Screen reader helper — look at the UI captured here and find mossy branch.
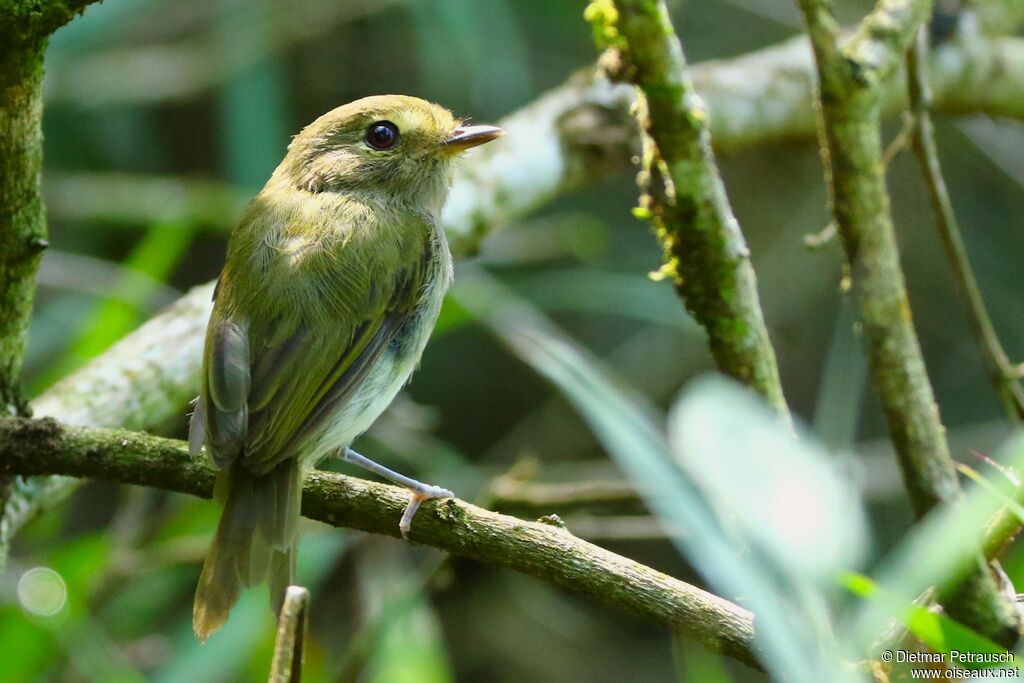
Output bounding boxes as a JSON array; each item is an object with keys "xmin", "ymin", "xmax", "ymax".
[
  {"xmin": 0, "ymin": 415, "xmax": 761, "ymax": 669},
  {"xmin": 0, "ymin": 27, "xmax": 45, "ymax": 416},
  {"xmin": 585, "ymin": 0, "xmax": 790, "ymax": 419},
  {"xmin": 796, "ymin": 0, "xmax": 1019, "ymax": 646},
  {"xmin": 0, "ymin": 2, "xmax": 107, "ymax": 400},
  {"xmin": 0, "ymin": 0, "xmax": 104, "ymax": 567},
  {"xmin": 0, "ymin": 0, "xmax": 102, "ymax": 46}
]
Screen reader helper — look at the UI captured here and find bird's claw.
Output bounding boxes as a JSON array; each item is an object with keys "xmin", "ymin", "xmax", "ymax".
[{"xmin": 399, "ymin": 485, "xmax": 454, "ymax": 540}]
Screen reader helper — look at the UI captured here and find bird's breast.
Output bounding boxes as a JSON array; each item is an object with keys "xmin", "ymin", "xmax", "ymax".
[{"xmin": 302, "ymin": 225, "xmax": 452, "ymax": 464}]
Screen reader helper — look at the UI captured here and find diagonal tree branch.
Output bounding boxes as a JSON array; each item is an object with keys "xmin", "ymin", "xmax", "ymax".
[
  {"xmin": 0, "ymin": 415, "xmax": 761, "ymax": 669},
  {"xmin": 586, "ymin": 0, "xmax": 790, "ymax": 418},
  {"xmin": 795, "ymin": 0, "xmax": 1019, "ymax": 646}
]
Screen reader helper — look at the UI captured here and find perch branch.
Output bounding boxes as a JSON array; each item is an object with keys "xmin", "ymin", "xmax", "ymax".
[
  {"xmin": 796, "ymin": 0, "xmax": 1019, "ymax": 645},
  {"xmin": 1, "ymin": 70, "xmax": 641, "ymax": 546},
  {"xmin": 586, "ymin": 0, "xmax": 790, "ymax": 418},
  {"xmin": 0, "ymin": 415, "xmax": 761, "ymax": 669}
]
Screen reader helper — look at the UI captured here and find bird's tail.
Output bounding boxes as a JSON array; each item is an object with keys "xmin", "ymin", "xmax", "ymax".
[{"xmin": 193, "ymin": 459, "xmax": 301, "ymax": 642}]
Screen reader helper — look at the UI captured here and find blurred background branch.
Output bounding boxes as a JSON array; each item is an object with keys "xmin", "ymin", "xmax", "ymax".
[{"xmin": 39, "ymin": 33, "xmax": 1024, "ymax": 242}]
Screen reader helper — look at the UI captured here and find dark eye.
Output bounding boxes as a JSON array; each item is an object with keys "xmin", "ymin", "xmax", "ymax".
[{"xmin": 365, "ymin": 121, "xmax": 400, "ymax": 150}]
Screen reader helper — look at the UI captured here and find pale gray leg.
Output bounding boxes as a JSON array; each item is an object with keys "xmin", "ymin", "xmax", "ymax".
[{"xmin": 342, "ymin": 448, "xmax": 453, "ymax": 539}]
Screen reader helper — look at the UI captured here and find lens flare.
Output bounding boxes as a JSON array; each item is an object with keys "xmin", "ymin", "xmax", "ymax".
[{"xmin": 18, "ymin": 567, "xmax": 68, "ymax": 617}]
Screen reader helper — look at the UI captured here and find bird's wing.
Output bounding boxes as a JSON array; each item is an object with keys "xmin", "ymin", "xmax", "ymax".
[{"xmin": 197, "ymin": 214, "xmax": 435, "ymax": 476}]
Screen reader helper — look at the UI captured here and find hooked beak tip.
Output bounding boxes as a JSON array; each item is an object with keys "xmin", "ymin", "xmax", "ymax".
[{"xmin": 442, "ymin": 125, "xmax": 506, "ymax": 152}]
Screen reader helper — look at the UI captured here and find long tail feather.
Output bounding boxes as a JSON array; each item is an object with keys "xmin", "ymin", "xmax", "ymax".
[{"xmin": 193, "ymin": 460, "xmax": 301, "ymax": 641}]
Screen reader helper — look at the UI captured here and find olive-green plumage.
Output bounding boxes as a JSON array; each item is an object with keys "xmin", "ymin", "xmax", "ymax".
[{"xmin": 188, "ymin": 95, "xmax": 503, "ymax": 640}]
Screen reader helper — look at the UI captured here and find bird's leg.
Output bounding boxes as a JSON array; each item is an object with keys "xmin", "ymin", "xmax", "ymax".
[{"xmin": 341, "ymin": 448, "xmax": 453, "ymax": 539}]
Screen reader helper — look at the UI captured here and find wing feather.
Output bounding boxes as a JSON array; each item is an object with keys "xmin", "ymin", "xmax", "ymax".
[
  {"xmin": 203, "ymin": 317, "xmax": 250, "ymax": 467},
  {"xmin": 197, "ymin": 210, "xmax": 434, "ymax": 477}
]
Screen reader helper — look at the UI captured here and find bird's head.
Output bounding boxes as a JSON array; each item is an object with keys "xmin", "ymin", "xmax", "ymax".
[{"xmin": 276, "ymin": 94, "xmax": 504, "ymax": 215}]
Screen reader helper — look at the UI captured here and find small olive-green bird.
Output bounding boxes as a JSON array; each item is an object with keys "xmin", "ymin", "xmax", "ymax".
[{"xmin": 188, "ymin": 95, "xmax": 504, "ymax": 640}]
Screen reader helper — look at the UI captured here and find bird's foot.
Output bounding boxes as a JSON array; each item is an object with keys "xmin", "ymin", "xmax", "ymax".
[
  {"xmin": 340, "ymin": 448, "xmax": 453, "ymax": 539},
  {"xmin": 399, "ymin": 484, "xmax": 454, "ymax": 540}
]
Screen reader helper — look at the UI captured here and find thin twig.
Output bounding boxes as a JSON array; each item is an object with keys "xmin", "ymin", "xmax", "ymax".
[
  {"xmin": 269, "ymin": 586, "xmax": 309, "ymax": 683},
  {"xmin": 563, "ymin": 515, "xmax": 675, "ymax": 542},
  {"xmin": 881, "ymin": 113, "xmax": 916, "ymax": 169},
  {"xmin": 803, "ymin": 221, "xmax": 838, "ymax": 250},
  {"xmin": 490, "ymin": 475, "xmax": 641, "ymax": 513},
  {"xmin": 906, "ymin": 27, "xmax": 1024, "ymax": 421}
]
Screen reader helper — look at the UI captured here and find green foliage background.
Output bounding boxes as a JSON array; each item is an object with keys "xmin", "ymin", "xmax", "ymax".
[{"xmin": 8, "ymin": 0, "xmax": 1024, "ymax": 681}]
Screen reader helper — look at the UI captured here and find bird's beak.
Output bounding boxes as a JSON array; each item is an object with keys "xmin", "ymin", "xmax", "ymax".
[{"xmin": 442, "ymin": 125, "xmax": 506, "ymax": 153}]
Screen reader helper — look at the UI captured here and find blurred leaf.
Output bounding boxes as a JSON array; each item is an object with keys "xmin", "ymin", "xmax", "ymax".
[
  {"xmin": 846, "ymin": 430, "xmax": 1024, "ymax": 656},
  {"xmin": 153, "ymin": 496, "xmax": 222, "ymax": 545},
  {"xmin": 671, "ymin": 378, "xmax": 868, "ymax": 582},
  {"xmin": 356, "ymin": 548, "xmax": 452, "ymax": 683},
  {"xmin": 37, "ymin": 249, "xmax": 182, "ymax": 310},
  {"xmin": 957, "ymin": 462, "xmax": 1024, "ymax": 524},
  {"xmin": 24, "ymin": 535, "xmax": 149, "ymax": 682},
  {"xmin": 454, "ymin": 266, "xmax": 861, "ymax": 683},
  {"xmin": 840, "ymin": 571, "xmax": 1010, "ymax": 670},
  {"xmin": 812, "ymin": 297, "xmax": 867, "ymax": 452},
  {"xmin": 216, "ymin": 0, "xmax": 289, "ymax": 191},
  {"xmin": 45, "ymin": 172, "xmax": 246, "ymax": 230},
  {"xmin": 960, "ymin": 119, "xmax": 1024, "ymax": 188},
  {"xmin": 154, "ymin": 588, "xmax": 266, "ymax": 683},
  {"xmin": 477, "ymin": 212, "xmax": 609, "ymax": 265},
  {"xmin": 34, "ymin": 221, "xmax": 195, "ymax": 392},
  {"xmin": 671, "ymin": 631, "xmax": 732, "ymax": 683},
  {"xmin": 153, "ymin": 531, "xmax": 345, "ymax": 683},
  {"xmin": 432, "ymin": 296, "xmax": 474, "ymax": 335},
  {"xmin": 46, "ymin": 533, "xmax": 112, "ymax": 597},
  {"xmin": 54, "ymin": 615, "xmax": 149, "ymax": 683},
  {"xmin": 0, "ymin": 608, "xmax": 59, "ymax": 682},
  {"xmin": 410, "ymin": 0, "xmax": 532, "ymax": 113},
  {"xmin": 508, "ymin": 268, "xmax": 697, "ymax": 331},
  {"xmin": 368, "ymin": 591, "xmax": 450, "ymax": 683},
  {"xmin": 101, "ymin": 565, "xmax": 194, "ymax": 639},
  {"xmin": 48, "ymin": 0, "xmax": 165, "ymax": 55}
]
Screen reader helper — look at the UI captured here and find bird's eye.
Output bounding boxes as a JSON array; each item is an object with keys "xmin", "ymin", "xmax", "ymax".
[{"xmin": 365, "ymin": 121, "xmax": 400, "ymax": 150}]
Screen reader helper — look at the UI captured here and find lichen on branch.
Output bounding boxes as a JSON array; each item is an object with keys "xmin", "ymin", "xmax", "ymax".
[
  {"xmin": 585, "ymin": 0, "xmax": 790, "ymax": 419},
  {"xmin": 0, "ymin": 38, "xmax": 46, "ymax": 416}
]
